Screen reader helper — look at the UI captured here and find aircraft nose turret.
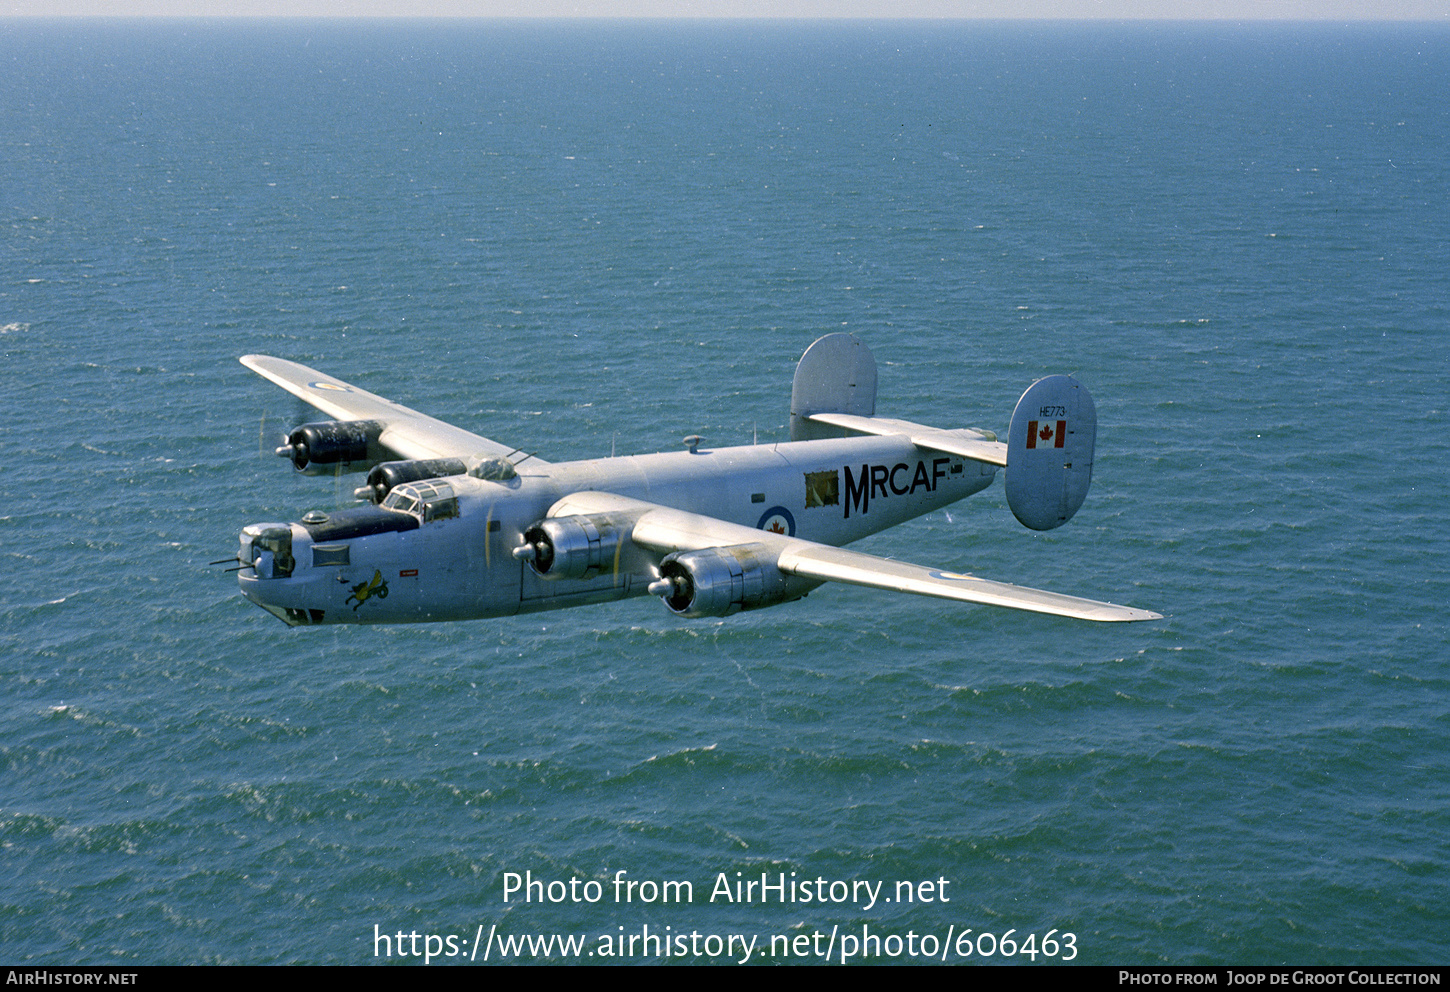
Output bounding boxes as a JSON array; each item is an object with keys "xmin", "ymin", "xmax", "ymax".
[
  {"xmin": 238, "ymin": 522, "xmax": 296, "ymax": 579},
  {"xmin": 235, "ymin": 521, "xmax": 328, "ymax": 626}
]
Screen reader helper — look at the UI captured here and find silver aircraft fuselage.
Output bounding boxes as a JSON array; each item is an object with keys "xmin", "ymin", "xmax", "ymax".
[{"xmin": 240, "ymin": 434, "xmax": 992, "ymax": 626}]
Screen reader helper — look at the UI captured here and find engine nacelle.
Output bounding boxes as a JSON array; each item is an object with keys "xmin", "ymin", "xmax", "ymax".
[
  {"xmin": 354, "ymin": 458, "xmax": 469, "ymax": 504},
  {"xmin": 513, "ymin": 514, "xmax": 628, "ymax": 581},
  {"xmin": 276, "ymin": 420, "xmax": 387, "ymax": 475},
  {"xmin": 649, "ymin": 544, "xmax": 793, "ymax": 618}
]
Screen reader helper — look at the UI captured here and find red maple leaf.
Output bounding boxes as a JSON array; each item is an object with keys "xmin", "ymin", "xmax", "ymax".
[
  {"xmin": 768, "ymin": 521, "xmax": 786, "ymax": 534},
  {"xmin": 1039, "ymin": 424, "xmax": 1054, "ymax": 442}
]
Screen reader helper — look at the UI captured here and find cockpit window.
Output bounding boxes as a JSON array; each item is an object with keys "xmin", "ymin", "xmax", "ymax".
[
  {"xmin": 382, "ymin": 480, "xmax": 458, "ymax": 524},
  {"xmin": 385, "ymin": 492, "xmax": 420, "ymax": 515}
]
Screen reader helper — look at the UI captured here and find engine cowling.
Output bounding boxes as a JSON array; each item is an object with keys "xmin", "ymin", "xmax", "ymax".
[
  {"xmin": 354, "ymin": 458, "xmax": 469, "ymax": 504},
  {"xmin": 648, "ymin": 544, "xmax": 794, "ymax": 618},
  {"xmin": 276, "ymin": 420, "xmax": 386, "ymax": 475},
  {"xmin": 513, "ymin": 514, "xmax": 628, "ymax": 581}
]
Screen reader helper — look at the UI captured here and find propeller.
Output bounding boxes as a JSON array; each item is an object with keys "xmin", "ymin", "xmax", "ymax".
[
  {"xmin": 258, "ymin": 394, "xmax": 311, "ymax": 462},
  {"xmin": 258, "ymin": 411, "xmax": 286, "ymax": 461}
]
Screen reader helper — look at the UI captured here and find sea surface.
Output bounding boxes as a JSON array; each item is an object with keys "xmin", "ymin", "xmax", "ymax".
[{"xmin": 2, "ymin": 18, "xmax": 1447, "ymax": 965}]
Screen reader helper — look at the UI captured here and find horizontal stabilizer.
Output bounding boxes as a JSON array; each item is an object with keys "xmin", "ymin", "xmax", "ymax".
[
  {"xmin": 805, "ymin": 412, "xmax": 1007, "ymax": 466},
  {"xmin": 1005, "ymin": 375, "xmax": 1095, "ymax": 531}
]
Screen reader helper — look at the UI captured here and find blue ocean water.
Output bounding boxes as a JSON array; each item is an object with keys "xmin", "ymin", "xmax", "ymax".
[{"xmin": 2, "ymin": 18, "xmax": 1447, "ymax": 965}]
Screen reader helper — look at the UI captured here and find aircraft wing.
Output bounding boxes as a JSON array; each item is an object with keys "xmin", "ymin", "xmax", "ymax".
[
  {"xmin": 772, "ymin": 543, "xmax": 1159, "ymax": 622},
  {"xmin": 550, "ymin": 492, "xmax": 1160, "ymax": 622},
  {"xmin": 240, "ymin": 355, "xmax": 548, "ymax": 466}
]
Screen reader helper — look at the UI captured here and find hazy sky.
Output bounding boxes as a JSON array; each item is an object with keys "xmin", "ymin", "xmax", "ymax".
[{"xmin": 4, "ymin": 1, "xmax": 1448, "ymax": 19}]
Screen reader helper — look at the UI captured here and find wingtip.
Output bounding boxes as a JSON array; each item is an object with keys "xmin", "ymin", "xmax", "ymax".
[
  {"xmin": 1118, "ymin": 608, "xmax": 1164, "ymax": 622},
  {"xmin": 1076, "ymin": 601, "xmax": 1163, "ymax": 622}
]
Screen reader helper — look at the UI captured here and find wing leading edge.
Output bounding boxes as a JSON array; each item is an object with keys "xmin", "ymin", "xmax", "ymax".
[
  {"xmin": 776, "ymin": 543, "xmax": 1160, "ymax": 622},
  {"xmin": 240, "ymin": 355, "xmax": 548, "ymax": 466},
  {"xmin": 549, "ymin": 492, "xmax": 1160, "ymax": 623}
]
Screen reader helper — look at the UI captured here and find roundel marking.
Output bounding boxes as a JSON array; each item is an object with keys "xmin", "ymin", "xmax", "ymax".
[
  {"xmin": 927, "ymin": 570, "xmax": 977, "ymax": 582},
  {"xmin": 756, "ymin": 506, "xmax": 796, "ymax": 537},
  {"xmin": 309, "ymin": 380, "xmax": 352, "ymax": 392}
]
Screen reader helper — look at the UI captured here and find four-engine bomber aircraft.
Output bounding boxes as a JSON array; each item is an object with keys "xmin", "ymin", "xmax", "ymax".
[{"xmin": 232, "ymin": 334, "xmax": 1160, "ymax": 626}]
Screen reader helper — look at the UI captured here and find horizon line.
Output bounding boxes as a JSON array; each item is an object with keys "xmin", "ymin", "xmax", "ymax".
[{"xmin": 4, "ymin": 12, "xmax": 1449, "ymax": 20}]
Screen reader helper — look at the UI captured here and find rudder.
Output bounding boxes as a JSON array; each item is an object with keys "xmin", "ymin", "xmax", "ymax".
[
  {"xmin": 1005, "ymin": 375, "xmax": 1096, "ymax": 530},
  {"xmin": 789, "ymin": 333, "xmax": 878, "ymax": 441}
]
